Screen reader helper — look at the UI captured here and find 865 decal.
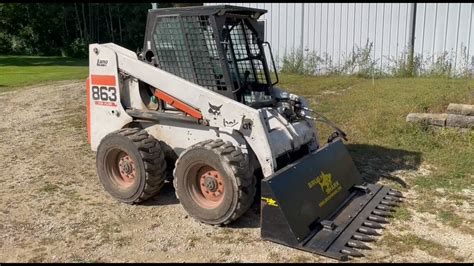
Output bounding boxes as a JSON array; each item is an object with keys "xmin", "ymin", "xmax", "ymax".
[{"xmin": 91, "ymin": 86, "xmax": 117, "ymax": 107}]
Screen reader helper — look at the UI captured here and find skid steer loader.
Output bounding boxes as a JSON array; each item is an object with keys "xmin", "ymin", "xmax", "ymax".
[{"xmin": 86, "ymin": 5, "xmax": 403, "ymax": 260}]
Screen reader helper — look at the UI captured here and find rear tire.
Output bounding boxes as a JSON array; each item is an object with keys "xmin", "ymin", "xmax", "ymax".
[
  {"xmin": 173, "ymin": 139, "xmax": 256, "ymax": 225},
  {"xmin": 96, "ymin": 128, "xmax": 167, "ymax": 204}
]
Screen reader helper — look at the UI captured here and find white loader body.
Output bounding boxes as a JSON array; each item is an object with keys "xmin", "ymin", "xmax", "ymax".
[{"xmin": 87, "ymin": 43, "xmax": 318, "ymax": 177}]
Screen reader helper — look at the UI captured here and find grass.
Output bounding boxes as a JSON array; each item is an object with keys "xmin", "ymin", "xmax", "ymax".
[
  {"xmin": 39, "ymin": 183, "xmax": 60, "ymax": 193},
  {"xmin": 378, "ymin": 233, "xmax": 463, "ymax": 261},
  {"xmin": 0, "ymin": 56, "xmax": 88, "ymax": 91},
  {"xmin": 279, "ymin": 74, "xmax": 474, "ymax": 194}
]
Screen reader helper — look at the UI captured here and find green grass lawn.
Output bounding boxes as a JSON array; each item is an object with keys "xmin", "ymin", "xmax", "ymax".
[
  {"xmin": 0, "ymin": 56, "xmax": 88, "ymax": 91},
  {"xmin": 1, "ymin": 56, "xmax": 472, "ymax": 235}
]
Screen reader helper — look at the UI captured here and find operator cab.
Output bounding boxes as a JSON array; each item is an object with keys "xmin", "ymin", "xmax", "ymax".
[{"xmin": 140, "ymin": 5, "xmax": 278, "ymax": 109}]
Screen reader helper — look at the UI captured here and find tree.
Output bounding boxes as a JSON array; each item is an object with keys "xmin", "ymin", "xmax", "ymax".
[{"xmin": 0, "ymin": 3, "xmax": 162, "ymax": 57}]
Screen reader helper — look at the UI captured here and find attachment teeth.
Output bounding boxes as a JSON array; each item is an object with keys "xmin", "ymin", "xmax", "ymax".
[
  {"xmin": 372, "ymin": 209, "xmax": 393, "ymax": 217},
  {"xmin": 363, "ymin": 221, "xmax": 384, "ymax": 229},
  {"xmin": 376, "ymin": 205, "xmax": 395, "ymax": 212},
  {"xmin": 368, "ymin": 215, "xmax": 389, "ymax": 224},
  {"xmin": 352, "ymin": 233, "xmax": 375, "ymax": 242},
  {"xmin": 357, "ymin": 226, "xmax": 381, "ymax": 236},
  {"xmin": 347, "ymin": 240, "xmax": 371, "ymax": 250},
  {"xmin": 380, "ymin": 200, "xmax": 399, "ymax": 207},
  {"xmin": 341, "ymin": 247, "xmax": 364, "ymax": 257},
  {"xmin": 384, "ymin": 196, "xmax": 403, "ymax": 202},
  {"xmin": 388, "ymin": 191, "xmax": 404, "ymax": 198}
]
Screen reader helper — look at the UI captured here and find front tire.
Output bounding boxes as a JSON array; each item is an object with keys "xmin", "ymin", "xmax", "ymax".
[
  {"xmin": 173, "ymin": 139, "xmax": 256, "ymax": 225},
  {"xmin": 96, "ymin": 128, "xmax": 167, "ymax": 204}
]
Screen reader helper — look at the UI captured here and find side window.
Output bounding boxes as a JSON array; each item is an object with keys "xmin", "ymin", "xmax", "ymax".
[{"xmin": 223, "ymin": 19, "xmax": 268, "ymax": 86}]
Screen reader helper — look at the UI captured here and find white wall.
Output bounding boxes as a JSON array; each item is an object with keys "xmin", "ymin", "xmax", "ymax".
[{"xmin": 205, "ymin": 3, "xmax": 474, "ymax": 75}]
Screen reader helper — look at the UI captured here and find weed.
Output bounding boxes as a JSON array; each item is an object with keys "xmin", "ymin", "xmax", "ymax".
[
  {"xmin": 39, "ymin": 183, "xmax": 60, "ymax": 193},
  {"xmin": 220, "ymin": 248, "xmax": 231, "ymax": 256},
  {"xmin": 388, "ymin": 47, "xmax": 423, "ymax": 77},
  {"xmin": 267, "ymin": 251, "xmax": 282, "ymax": 262},
  {"xmin": 425, "ymin": 51, "xmax": 453, "ymax": 77},
  {"xmin": 115, "ymin": 236, "xmax": 132, "ymax": 247},
  {"xmin": 379, "ymin": 233, "xmax": 461, "ymax": 260},
  {"xmin": 291, "ymin": 254, "xmax": 312, "ymax": 263},
  {"xmin": 393, "ymin": 205, "xmax": 412, "ymax": 221},
  {"xmin": 455, "ymin": 45, "xmax": 474, "ymax": 78},
  {"xmin": 279, "ymin": 42, "xmax": 472, "ymax": 78},
  {"xmin": 340, "ymin": 40, "xmax": 379, "ymax": 78},
  {"xmin": 211, "ymin": 234, "xmax": 232, "ymax": 244},
  {"xmin": 437, "ymin": 210, "xmax": 463, "ymax": 228},
  {"xmin": 280, "ymin": 48, "xmax": 324, "ymax": 75},
  {"xmin": 187, "ymin": 235, "xmax": 200, "ymax": 248}
]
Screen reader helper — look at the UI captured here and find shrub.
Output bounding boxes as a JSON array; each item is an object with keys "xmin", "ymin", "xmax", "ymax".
[{"xmin": 65, "ymin": 38, "xmax": 88, "ymax": 58}]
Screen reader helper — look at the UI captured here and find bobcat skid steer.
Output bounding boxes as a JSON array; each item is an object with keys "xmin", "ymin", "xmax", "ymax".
[{"xmin": 86, "ymin": 5, "xmax": 403, "ymax": 261}]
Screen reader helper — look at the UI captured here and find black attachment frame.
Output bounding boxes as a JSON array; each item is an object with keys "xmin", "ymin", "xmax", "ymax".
[{"xmin": 260, "ymin": 140, "xmax": 403, "ymax": 261}]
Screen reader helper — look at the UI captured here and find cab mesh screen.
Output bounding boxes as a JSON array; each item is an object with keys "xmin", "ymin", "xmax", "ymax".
[{"xmin": 152, "ymin": 15, "xmax": 227, "ymax": 91}]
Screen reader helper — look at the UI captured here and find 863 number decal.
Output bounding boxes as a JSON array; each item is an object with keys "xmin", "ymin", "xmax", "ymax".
[{"xmin": 91, "ymin": 86, "xmax": 117, "ymax": 107}]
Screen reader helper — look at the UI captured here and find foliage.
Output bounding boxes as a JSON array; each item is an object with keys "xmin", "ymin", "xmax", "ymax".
[
  {"xmin": 339, "ymin": 41, "xmax": 379, "ymax": 77},
  {"xmin": 387, "ymin": 47, "xmax": 423, "ymax": 78},
  {"xmin": 280, "ymin": 48, "xmax": 323, "ymax": 75},
  {"xmin": 0, "ymin": 3, "xmax": 185, "ymax": 58},
  {"xmin": 280, "ymin": 40, "xmax": 474, "ymax": 79},
  {"xmin": 424, "ymin": 51, "xmax": 453, "ymax": 77},
  {"xmin": 281, "ymin": 41, "xmax": 380, "ymax": 78}
]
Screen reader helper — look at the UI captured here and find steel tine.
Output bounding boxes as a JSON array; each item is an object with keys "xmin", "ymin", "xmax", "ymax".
[
  {"xmin": 341, "ymin": 247, "xmax": 365, "ymax": 257},
  {"xmin": 389, "ymin": 188, "xmax": 402, "ymax": 193},
  {"xmin": 368, "ymin": 215, "xmax": 389, "ymax": 224},
  {"xmin": 376, "ymin": 205, "xmax": 395, "ymax": 212},
  {"xmin": 352, "ymin": 233, "xmax": 375, "ymax": 242},
  {"xmin": 384, "ymin": 196, "xmax": 403, "ymax": 202},
  {"xmin": 372, "ymin": 209, "xmax": 393, "ymax": 217},
  {"xmin": 388, "ymin": 191, "xmax": 404, "ymax": 198},
  {"xmin": 347, "ymin": 240, "xmax": 371, "ymax": 250},
  {"xmin": 357, "ymin": 226, "xmax": 381, "ymax": 236},
  {"xmin": 363, "ymin": 221, "xmax": 384, "ymax": 229},
  {"xmin": 380, "ymin": 200, "xmax": 399, "ymax": 207}
]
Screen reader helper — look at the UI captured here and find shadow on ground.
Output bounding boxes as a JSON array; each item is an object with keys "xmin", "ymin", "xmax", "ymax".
[
  {"xmin": 346, "ymin": 144, "xmax": 422, "ymax": 188},
  {"xmin": 141, "ymin": 143, "xmax": 421, "ymax": 229},
  {"xmin": 143, "ymin": 182, "xmax": 180, "ymax": 206},
  {"xmin": 144, "ymin": 179, "xmax": 261, "ymax": 228}
]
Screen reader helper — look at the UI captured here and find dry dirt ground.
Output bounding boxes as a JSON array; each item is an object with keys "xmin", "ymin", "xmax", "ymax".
[{"xmin": 0, "ymin": 81, "xmax": 472, "ymax": 263}]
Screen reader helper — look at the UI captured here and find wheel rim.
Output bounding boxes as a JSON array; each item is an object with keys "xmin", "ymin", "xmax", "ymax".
[
  {"xmin": 105, "ymin": 149, "xmax": 137, "ymax": 188},
  {"xmin": 188, "ymin": 165, "xmax": 225, "ymax": 209}
]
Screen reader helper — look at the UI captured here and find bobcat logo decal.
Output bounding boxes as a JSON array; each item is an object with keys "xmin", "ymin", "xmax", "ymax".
[{"xmin": 208, "ymin": 103, "xmax": 223, "ymax": 116}]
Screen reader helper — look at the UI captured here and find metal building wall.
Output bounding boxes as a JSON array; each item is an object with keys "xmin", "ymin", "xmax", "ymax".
[{"xmin": 205, "ymin": 3, "xmax": 474, "ymax": 75}]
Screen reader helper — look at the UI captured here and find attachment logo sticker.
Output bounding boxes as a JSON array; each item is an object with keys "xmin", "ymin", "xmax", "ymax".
[
  {"xmin": 308, "ymin": 171, "xmax": 342, "ymax": 207},
  {"xmin": 261, "ymin": 197, "xmax": 278, "ymax": 207}
]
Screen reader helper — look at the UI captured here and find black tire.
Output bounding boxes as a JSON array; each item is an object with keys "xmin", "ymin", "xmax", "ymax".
[
  {"xmin": 96, "ymin": 128, "xmax": 166, "ymax": 204},
  {"xmin": 173, "ymin": 139, "xmax": 256, "ymax": 225},
  {"xmin": 159, "ymin": 140, "xmax": 178, "ymax": 182}
]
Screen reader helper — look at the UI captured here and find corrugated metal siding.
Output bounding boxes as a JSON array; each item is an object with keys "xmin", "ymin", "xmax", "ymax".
[{"xmin": 205, "ymin": 3, "xmax": 474, "ymax": 75}]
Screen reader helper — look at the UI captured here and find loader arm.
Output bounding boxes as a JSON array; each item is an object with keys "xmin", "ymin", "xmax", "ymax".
[{"xmin": 90, "ymin": 43, "xmax": 276, "ymax": 177}]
